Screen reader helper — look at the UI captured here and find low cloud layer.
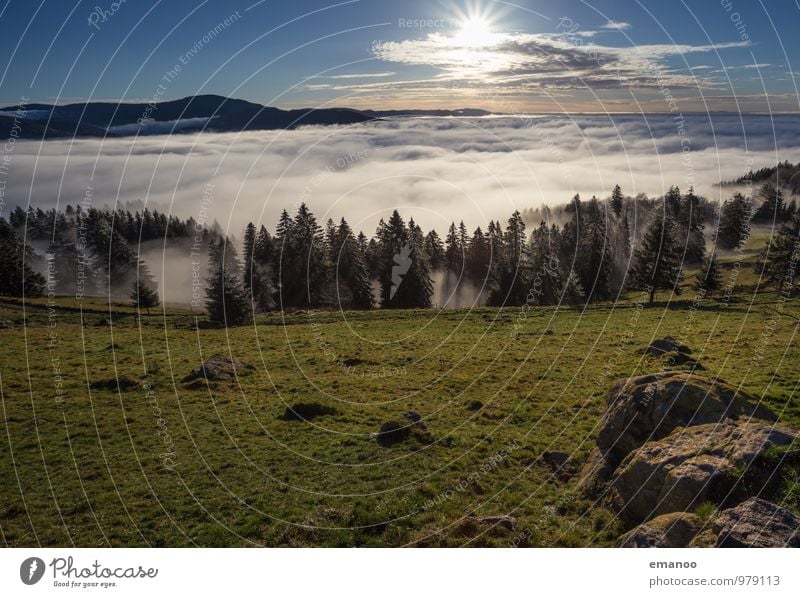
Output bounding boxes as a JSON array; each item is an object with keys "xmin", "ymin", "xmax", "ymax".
[{"xmin": 4, "ymin": 113, "xmax": 800, "ymax": 243}]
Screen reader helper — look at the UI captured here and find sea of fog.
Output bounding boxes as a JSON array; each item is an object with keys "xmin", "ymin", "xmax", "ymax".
[{"xmin": 5, "ymin": 112, "xmax": 800, "ymax": 304}]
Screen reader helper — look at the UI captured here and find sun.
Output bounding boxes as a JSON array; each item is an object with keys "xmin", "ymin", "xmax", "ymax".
[{"xmin": 453, "ymin": 15, "xmax": 497, "ymax": 48}]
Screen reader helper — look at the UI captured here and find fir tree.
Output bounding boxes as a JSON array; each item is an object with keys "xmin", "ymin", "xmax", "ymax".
[
  {"xmin": 610, "ymin": 184, "xmax": 624, "ymax": 218},
  {"xmin": 678, "ymin": 187, "xmax": 706, "ymax": 264},
  {"xmin": 331, "ymin": 218, "xmax": 373, "ymax": 309},
  {"xmin": 205, "ymin": 237, "xmax": 251, "ymax": 326},
  {"xmin": 0, "ymin": 218, "xmax": 45, "ymax": 297},
  {"xmin": 755, "ymin": 210, "xmax": 800, "ymax": 295},
  {"xmin": 717, "ymin": 193, "xmax": 752, "ymax": 250},
  {"xmin": 694, "ymin": 252, "xmax": 723, "ymax": 297},
  {"xmin": 576, "ymin": 197, "xmax": 612, "ymax": 302},
  {"xmin": 389, "ymin": 219, "xmax": 434, "ymax": 308},
  {"xmin": 130, "ymin": 278, "xmax": 160, "ymax": 314},
  {"xmin": 377, "ymin": 210, "xmax": 409, "ymax": 307},
  {"xmin": 752, "ymin": 182, "xmax": 785, "ymax": 223},
  {"xmin": 489, "ymin": 211, "xmax": 529, "ymax": 306},
  {"xmin": 424, "ymin": 230, "xmax": 446, "ymax": 270},
  {"xmin": 628, "ymin": 211, "xmax": 683, "ymax": 304}
]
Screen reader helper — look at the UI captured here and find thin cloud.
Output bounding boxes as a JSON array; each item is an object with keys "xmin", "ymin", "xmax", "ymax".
[
  {"xmin": 326, "ymin": 71, "xmax": 397, "ymax": 79},
  {"xmin": 371, "ymin": 32, "xmax": 751, "ymax": 92},
  {"xmin": 601, "ymin": 20, "xmax": 632, "ymax": 31}
]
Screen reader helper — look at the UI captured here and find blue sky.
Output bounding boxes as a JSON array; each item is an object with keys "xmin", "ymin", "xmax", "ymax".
[{"xmin": 1, "ymin": 0, "xmax": 798, "ymax": 112}]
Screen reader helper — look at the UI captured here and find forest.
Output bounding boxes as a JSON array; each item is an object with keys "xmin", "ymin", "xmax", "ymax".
[{"xmin": 1, "ymin": 178, "xmax": 799, "ymax": 324}]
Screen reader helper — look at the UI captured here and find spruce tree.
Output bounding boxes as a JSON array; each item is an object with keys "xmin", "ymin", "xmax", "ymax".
[
  {"xmin": 331, "ymin": 218, "xmax": 373, "ymax": 309},
  {"xmin": 424, "ymin": 230, "xmax": 446, "ymax": 270},
  {"xmin": 694, "ymin": 252, "xmax": 723, "ymax": 297},
  {"xmin": 717, "ymin": 193, "xmax": 752, "ymax": 250},
  {"xmin": 205, "ymin": 237, "xmax": 251, "ymax": 326},
  {"xmin": 628, "ymin": 211, "xmax": 683, "ymax": 304},
  {"xmin": 377, "ymin": 210, "xmax": 409, "ymax": 307},
  {"xmin": 242, "ymin": 222, "xmax": 257, "ymax": 291},
  {"xmin": 389, "ymin": 219, "xmax": 434, "ymax": 308},
  {"xmin": 755, "ymin": 210, "xmax": 800, "ymax": 295},
  {"xmin": 130, "ymin": 279, "xmax": 160, "ymax": 314},
  {"xmin": 466, "ymin": 226, "xmax": 490, "ymax": 284},
  {"xmin": 678, "ymin": 187, "xmax": 706, "ymax": 264},
  {"xmin": 0, "ymin": 218, "xmax": 45, "ymax": 297},
  {"xmin": 610, "ymin": 184, "xmax": 624, "ymax": 218},
  {"xmin": 577, "ymin": 197, "xmax": 612, "ymax": 302},
  {"xmin": 489, "ymin": 211, "xmax": 528, "ymax": 306},
  {"xmin": 752, "ymin": 183, "xmax": 785, "ymax": 223}
]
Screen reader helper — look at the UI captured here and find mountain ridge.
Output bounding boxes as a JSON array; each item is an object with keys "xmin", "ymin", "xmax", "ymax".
[{"xmin": 0, "ymin": 94, "xmax": 496, "ymax": 139}]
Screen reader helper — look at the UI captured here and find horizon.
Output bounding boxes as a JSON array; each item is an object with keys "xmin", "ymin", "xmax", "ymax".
[
  {"xmin": 1, "ymin": 1, "xmax": 799, "ymax": 113},
  {"xmin": 4, "ymin": 92, "xmax": 800, "ymax": 116}
]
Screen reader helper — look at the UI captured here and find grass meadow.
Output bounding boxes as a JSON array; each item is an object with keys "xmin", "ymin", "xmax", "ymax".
[{"xmin": 1, "ymin": 241, "xmax": 799, "ymax": 547}]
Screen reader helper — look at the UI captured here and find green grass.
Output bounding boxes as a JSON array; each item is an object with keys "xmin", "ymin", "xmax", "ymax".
[{"xmin": 1, "ymin": 285, "xmax": 798, "ymax": 547}]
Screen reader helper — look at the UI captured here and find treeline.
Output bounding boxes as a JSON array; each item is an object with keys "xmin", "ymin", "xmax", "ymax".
[
  {"xmin": 1, "ymin": 204, "xmax": 220, "ymax": 298},
  {"xmin": 1, "ymin": 179, "xmax": 798, "ymax": 321},
  {"xmin": 725, "ymin": 161, "xmax": 800, "ymax": 197}
]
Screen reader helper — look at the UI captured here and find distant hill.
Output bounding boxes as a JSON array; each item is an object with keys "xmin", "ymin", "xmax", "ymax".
[{"xmin": 0, "ymin": 95, "xmax": 375, "ymax": 139}]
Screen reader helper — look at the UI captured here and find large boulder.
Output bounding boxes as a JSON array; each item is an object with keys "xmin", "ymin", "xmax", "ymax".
[
  {"xmin": 642, "ymin": 337, "xmax": 691, "ymax": 357},
  {"xmin": 609, "ymin": 421, "xmax": 797, "ymax": 527},
  {"xmin": 376, "ymin": 421, "xmax": 411, "ymax": 447},
  {"xmin": 714, "ymin": 498, "xmax": 800, "ymax": 547},
  {"xmin": 281, "ymin": 402, "xmax": 338, "ymax": 421},
  {"xmin": 617, "ymin": 512, "xmax": 703, "ymax": 548},
  {"xmin": 579, "ymin": 373, "xmax": 776, "ymax": 494},
  {"xmin": 183, "ymin": 354, "xmax": 255, "ymax": 382}
]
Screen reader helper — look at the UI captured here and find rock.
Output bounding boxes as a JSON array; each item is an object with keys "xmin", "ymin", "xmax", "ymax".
[
  {"xmin": 404, "ymin": 411, "xmax": 427, "ymax": 430},
  {"xmin": 609, "ymin": 421, "xmax": 797, "ymax": 527},
  {"xmin": 89, "ymin": 375, "xmax": 140, "ymax": 391},
  {"xmin": 543, "ymin": 451, "xmax": 574, "ymax": 481},
  {"xmin": 714, "ymin": 498, "xmax": 800, "ymax": 547},
  {"xmin": 477, "ymin": 515, "xmax": 516, "ymax": 531},
  {"xmin": 457, "ymin": 515, "xmax": 516, "ymax": 537},
  {"xmin": 617, "ymin": 512, "xmax": 703, "ymax": 547},
  {"xmin": 281, "ymin": 402, "xmax": 337, "ymax": 421},
  {"xmin": 688, "ymin": 528, "xmax": 719, "ymax": 547},
  {"xmin": 642, "ymin": 337, "xmax": 691, "ymax": 357},
  {"xmin": 376, "ymin": 421, "xmax": 411, "ymax": 447},
  {"xmin": 660, "ymin": 350, "xmax": 705, "ymax": 370},
  {"xmin": 578, "ymin": 372, "xmax": 776, "ymax": 494},
  {"xmin": 183, "ymin": 354, "xmax": 255, "ymax": 382}
]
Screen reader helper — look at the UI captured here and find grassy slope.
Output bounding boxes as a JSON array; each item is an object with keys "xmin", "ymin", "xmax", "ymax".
[{"xmin": 1, "ymin": 256, "xmax": 799, "ymax": 547}]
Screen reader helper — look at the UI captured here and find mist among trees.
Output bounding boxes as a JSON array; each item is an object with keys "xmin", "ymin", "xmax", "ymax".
[{"xmin": 1, "ymin": 180, "xmax": 798, "ymax": 323}]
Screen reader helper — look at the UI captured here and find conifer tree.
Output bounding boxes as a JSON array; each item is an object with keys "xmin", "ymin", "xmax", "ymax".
[
  {"xmin": 0, "ymin": 218, "xmax": 45, "ymax": 297},
  {"xmin": 424, "ymin": 230, "xmax": 446, "ymax": 270},
  {"xmin": 205, "ymin": 237, "xmax": 251, "ymax": 326},
  {"xmin": 389, "ymin": 219, "xmax": 434, "ymax": 308},
  {"xmin": 678, "ymin": 187, "xmax": 706, "ymax": 264},
  {"xmin": 628, "ymin": 211, "xmax": 683, "ymax": 304},
  {"xmin": 377, "ymin": 210, "xmax": 409, "ymax": 307},
  {"xmin": 610, "ymin": 184, "xmax": 624, "ymax": 218},
  {"xmin": 577, "ymin": 197, "xmax": 612, "ymax": 302},
  {"xmin": 694, "ymin": 251, "xmax": 723, "ymax": 297},
  {"xmin": 489, "ymin": 211, "xmax": 528, "ymax": 306},
  {"xmin": 752, "ymin": 183, "xmax": 785, "ymax": 223},
  {"xmin": 717, "ymin": 193, "xmax": 752, "ymax": 250},
  {"xmin": 130, "ymin": 279, "xmax": 160, "ymax": 314},
  {"xmin": 331, "ymin": 218, "xmax": 373, "ymax": 309},
  {"xmin": 755, "ymin": 209, "xmax": 800, "ymax": 295}
]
